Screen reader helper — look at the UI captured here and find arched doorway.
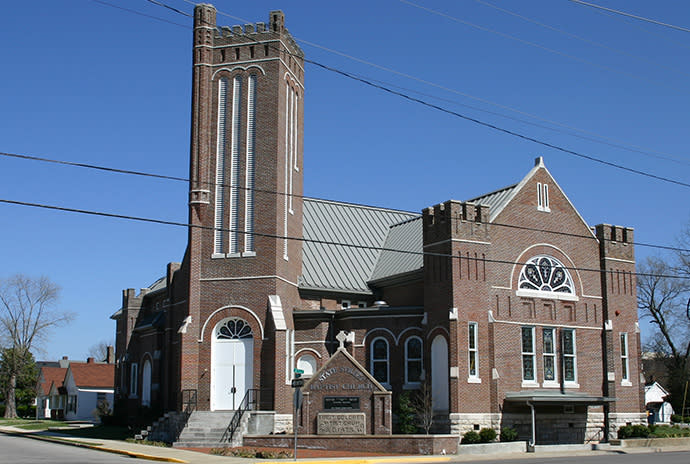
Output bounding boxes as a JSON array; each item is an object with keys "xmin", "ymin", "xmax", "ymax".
[
  {"xmin": 141, "ymin": 359, "xmax": 152, "ymax": 407},
  {"xmin": 431, "ymin": 335, "xmax": 449, "ymax": 413},
  {"xmin": 211, "ymin": 317, "xmax": 254, "ymax": 410}
]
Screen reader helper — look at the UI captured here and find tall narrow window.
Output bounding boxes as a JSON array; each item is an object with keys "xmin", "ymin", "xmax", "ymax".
[
  {"xmin": 468, "ymin": 322, "xmax": 479, "ymax": 379},
  {"xmin": 283, "ymin": 83, "xmax": 290, "ymax": 260},
  {"xmin": 130, "ymin": 363, "xmax": 138, "ymax": 398},
  {"xmin": 537, "ymin": 182, "xmax": 550, "ymax": 212},
  {"xmin": 521, "ymin": 327, "xmax": 536, "ymax": 382},
  {"xmin": 288, "ymin": 88, "xmax": 295, "ymax": 213},
  {"xmin": 244, "ymin": 74, "xmax": 256, "ymax": 253},
  {"xmin": 214, "ymin": 78, "xmax": 228, "ymax": 255},
  {"xmin": 620, "ymin": 332, "xmax": 629, "ymax": 382},
  {"xmin": 563, "ymin": 329, "xmax": 577, "ymax": 383},
  {"xmin": 371, "ymin": 338, "xmax": 389, "ymax": 386},
  {"xmin": 229, "ymin": 75, "xmax": 242, "ymax": 254},
  {"xmin": 543, "ymin": 328, "xmax": 557, "ymax": 383},
  {"xmin": 405, "ymin": 336, "xmax": 423, "ymax": 385}
]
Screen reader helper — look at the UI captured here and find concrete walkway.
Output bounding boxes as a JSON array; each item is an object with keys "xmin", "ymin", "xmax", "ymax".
[{"xmin": 2, "ymin": 426, "xmax": 690, "ymax": 464}]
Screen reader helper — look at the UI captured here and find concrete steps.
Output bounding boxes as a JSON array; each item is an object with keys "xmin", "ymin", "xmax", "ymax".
[{"xmin": 173, "ymin": 411, "xmax": 245, "ymax": 448}]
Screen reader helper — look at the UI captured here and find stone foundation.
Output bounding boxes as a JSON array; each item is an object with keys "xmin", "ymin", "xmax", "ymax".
[{"xmin": 273, "ymin": 413, "xmax": 292, "ymax": 434}]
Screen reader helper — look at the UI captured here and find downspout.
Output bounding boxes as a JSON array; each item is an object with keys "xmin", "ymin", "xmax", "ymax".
[{"xmin": 527, "ymin": 401, "xmax": 536, "ymax": 450}]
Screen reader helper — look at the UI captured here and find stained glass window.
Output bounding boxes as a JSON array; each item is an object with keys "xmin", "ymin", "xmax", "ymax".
[
  {"xmin": 521, "ymin": 327, "xmax": 535, "ymax": 381},
  {"xmin": 406, "ymin": 337, "xmax": 423, "ymax": 384},
  {"xmin": 543, "ymin": 328, "xmax": 556, "ymax": 382},
  {"xmin": 371, "ymin": 338, "xmax": 389, "ymax": 384},
  {"xmin": 518, "ymin": 256, "xmax": 574, "ymax": 294},
  {"xmin": 468, "ymin": 322, "xmax": 478, "ymax": 378},
  {"xmin": 216, "ymin": 318, "xmax": 253, "ymax": 339},
  {"xmin": 562, "ymin": 329, "xmax": 576, "ymax": 382}
]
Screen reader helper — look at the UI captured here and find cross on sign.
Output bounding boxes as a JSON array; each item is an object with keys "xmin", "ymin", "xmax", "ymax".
[{"xmin": 336, "ymin": 331, "xmax": 348, "ymax": 349}]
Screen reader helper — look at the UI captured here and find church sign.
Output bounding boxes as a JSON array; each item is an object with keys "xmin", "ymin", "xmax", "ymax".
[{"xmin": 297, "ymin": 331, "xmax": 392, "ymax": 435}]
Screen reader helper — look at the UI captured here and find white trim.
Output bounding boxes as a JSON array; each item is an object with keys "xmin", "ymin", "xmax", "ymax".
[
  {"xmin": 521, "ymin": 326, "xmax": 536, "ymax": 383},
  {"xmin": 214, "ymin": 77, "xmax": 228, "ymax": 255},
  {"xmin": 562, "ymin": 328, "xmax": 578, "ymax": 384},
  {"xmin": 244, "ymin": 73, "xmax": 256, "ymax": 253},
  {"xmin": 510, "ymin": 243, "xmax": 585, "ymax": 296},
  {"xmin": 467, "ymin": 377, "xmax": 482, "ymax": 384},
  {"xmin": 360, "ymin": 328, "xmax": 397, "ymax": 347},
  {"xmin": 229, "ymin": 75, "xmax": 242, "ymax": 254},
  {"xmin": 468, "ymin": 322, "xmax": 479, "ymax": 380},
  {"xmin": 210, "ymin": 64, "xmax": 267, "ymax": 79},
  {"xmin": 424, "ymin": 238, "xmax": 491, "ymax": 248},
  {"xmin": 370, "ymin": 336, "xmax": 390, "ymax": 386},
  {"xmin": 396, "ymin": 326, "xmax": 424, "ymax": 345},
  {"xmin": 620, "ymin": 332, "xmax": 630, "ymax": 383},
  {"xmin": 491, "ymin": 317, "xmax": 601, "ymax": 331},
  {"xmin": 604, "ymin": 257, "xmax": 636, "ymax": 264},
  {"xmin": 542, "ymin": 327, "xmax": 558, "ymax": 384},
  {"xmin": 426, "ymin": 325, "xmax": 450, "ymax": 339},
  {"xmin": 199, "ymin": 304, "xmax": 265, "ymax": 341},
  {"xmin": 516, "ymin": 288, "xmax": 579, "ymax": 302},
  {"xmin": 295, "ymin": 348, "xmax": 323, "ymax": 359},
  {"xmin": 199, "ymin": 275, "xmax": 298, "ymax": 287}
]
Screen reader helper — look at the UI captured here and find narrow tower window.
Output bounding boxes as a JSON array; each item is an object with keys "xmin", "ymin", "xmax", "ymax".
[
  {"xmin": 244, "ymin": 74, "xmax": 256, "ymax": 253},
  {"xmin": 620, "ymin": 332, "xmax": 629, "ymax": 383},
  {"xmin": 468, "ymin": 322, "xmax": 479, "ymax": 379},
  {"xmin": 229, "ymin": 75, "xmax": 242, "ymax": 254},
  {"xmin": 213, "ymin": 78, "xmax": 228, "ymax": 255},
  {"xmin": 521, "ymin": 327, "xmax": 536, "ymax": 383}
]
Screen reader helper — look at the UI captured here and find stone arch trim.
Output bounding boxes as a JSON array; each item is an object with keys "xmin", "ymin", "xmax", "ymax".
[
  {"xmin": 199, "ymin": 305, "xmax": 264, "ymax": 342},
  {"xmin": 359, "ymin": 327, "xmax": 397, "ymax": 347},
  {"xmin": 426, "ymin": 325, "xmax": 450, "ymax": 340},
  {"xmin": 396, "ymin": 326, "xmax": 424, "ymax": 345},
  {"xmin": 510, "ymin": 243, "xmax": 585, "ymax": 296},
  {"xmin": 295, "ymin": 347, "xmax": 322, "ymax": 359},
  {"xmin": 211, "ymin": 64, "xmax": 267, "ymax": 80}
]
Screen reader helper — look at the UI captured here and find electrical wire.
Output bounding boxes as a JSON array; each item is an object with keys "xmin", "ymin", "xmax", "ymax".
[
  {"xmin": 398, "ymin": 0, "xmax": 686, "ymax": 93},
  {"xmin": 567, "ymin": 0, "xmax": 690, "ymax": 34},
  {"xmin": 1, "ymin": 197, "xmax": 685, "ymax": 281},
  {"xmin": 89, "ymin": 0, "xmax": 189, "ymax": 28},
  {"xmin": 2, "ymin": 150, "xmax": 689, "ymax": 255},
  {"xmin": 473, "ymin": 0, "xmax": 690, "ymax": 79}
]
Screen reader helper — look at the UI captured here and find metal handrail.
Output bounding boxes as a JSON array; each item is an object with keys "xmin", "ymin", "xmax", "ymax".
[
  {"xmin": 181, "ymin": 389, "xmax": 198, "ymax": 415},
  {"xmin": 223, "ymin": 388, "xmax": 273, "ymax": 442}
]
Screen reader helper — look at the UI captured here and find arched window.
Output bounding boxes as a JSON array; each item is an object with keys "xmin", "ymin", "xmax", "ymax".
[
  {"xmin": 215, "ymin": 317, "xmax": 253, "ymax": 339},
  {"xmin": 141, "ymin": 359, "xmax": 152, "ymax": 407},
  {"xmin": 405, "ymin": 336, "xmax": 423, "ymax": 386},
  {"xmin": 296, "ymin": 354, "xmax": 316, "ymax": 378},
  {"xmin": 370, "ymin": 337, "xmax": 389, "ymax": 386},
  {"xmin": 517, "ymin": 255, "xmax": 575, "ymax": 298}
]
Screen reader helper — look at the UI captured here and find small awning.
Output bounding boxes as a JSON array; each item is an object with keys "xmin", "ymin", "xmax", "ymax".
[{"xmin": 505, "ymin": 390, "xmax": 615, "ymax": 405}]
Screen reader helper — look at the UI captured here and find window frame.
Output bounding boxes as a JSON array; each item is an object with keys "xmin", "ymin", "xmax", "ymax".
[
  {"xmin": 404, "ymin": 336, "xmax": 423, "ymax": 388},
  {"xmin": 542, "ymin": 327, "xmax": 558, "ymax": 386},
  {"xmin": 562, "ymin": 329, "xmax": 578, "ymax": 385},
  {"xmin": 129, "ymin": 363, "xmax": 139, "ymax": 398},
  {"xmin": 370, "ymin": 337, "xmax": 390, "ymax": 387},
  {"xmin": 468, "ymin": 322, "xmax": 480, "ymax": 382},
  {"xmin": 620, "ymin": 332, "xmax": 631, "ymax": 385},
  {"xmin": 521, "ymin": 327, "xmax": 537, "ymax": 385}
]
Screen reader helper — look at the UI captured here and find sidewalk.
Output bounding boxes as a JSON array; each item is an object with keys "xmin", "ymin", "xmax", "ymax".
[{"xmin": 2, "ymin": 425, "xmax": 690, "ymax": 464}]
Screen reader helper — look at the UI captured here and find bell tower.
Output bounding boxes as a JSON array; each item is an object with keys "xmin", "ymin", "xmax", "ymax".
[{"xmin": 181, "ymin": 4, "xmax": 305, "ymax": 412}]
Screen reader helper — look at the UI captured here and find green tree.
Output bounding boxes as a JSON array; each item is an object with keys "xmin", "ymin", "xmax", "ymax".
[
  {"xmin": 0, "ymin": 348, "xmax": 38, "ymax": 416},
  {"xmin": 0, "ymin": 275, "xmax": 72, "ymax": 418}
]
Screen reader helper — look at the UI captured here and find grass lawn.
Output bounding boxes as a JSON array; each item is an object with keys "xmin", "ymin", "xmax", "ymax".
[{"xmin": 0, "ymin": 418, "xmax": 69, "ymax": 430}]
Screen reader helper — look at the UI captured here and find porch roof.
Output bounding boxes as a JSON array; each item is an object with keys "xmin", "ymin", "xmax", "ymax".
[{"xmin": 505, "ymin": 390, "xmax": 615, "ymax": 405}]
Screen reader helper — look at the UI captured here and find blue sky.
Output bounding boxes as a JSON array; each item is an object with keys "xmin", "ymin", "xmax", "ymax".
[{"xmin": 1, "ymin": 0, "xmax": 689, "ymax": 361}]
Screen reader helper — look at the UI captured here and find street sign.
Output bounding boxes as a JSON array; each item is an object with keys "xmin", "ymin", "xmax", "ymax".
[
  {"xmin": 294, "ymin": 368, "xmax": 304, "ymax": 374},
  {"xmin": 291, "ymin": 378, "xmax": 305, "ymax": 388}
]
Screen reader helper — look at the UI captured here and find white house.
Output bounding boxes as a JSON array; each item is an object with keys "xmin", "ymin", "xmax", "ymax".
[
  {"xmin": 645, "ymin": 382, "xmax": 675, "ymax": 424},
  {"xmin": 62, "ymin": 359, "xmax": 114, "ymax": 421}
]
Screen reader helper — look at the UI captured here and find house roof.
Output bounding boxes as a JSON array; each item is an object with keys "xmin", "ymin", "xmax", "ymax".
[
  {"xmin": 645, "ymin": 381, "xmax": 670, "ymax": 404},
  {"xmin": 368, "ymin": 216, "xmax": 423, "ymax": 284},
  {"xmin": 38, "ymin": 367, "xmax": 67, "ymax": 396},
  {"xmin": 68, "ymin": 363, "xmax": 114, "ymax": 389},
  {"xmin": 300, "ymin": 198, "xmax": 418, "ymax": 293}
]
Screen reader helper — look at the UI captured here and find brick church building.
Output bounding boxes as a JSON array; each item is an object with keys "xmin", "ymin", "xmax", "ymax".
[{"xmin": 111, "ymin": 3, "xmax": 645, "ymax": 445}]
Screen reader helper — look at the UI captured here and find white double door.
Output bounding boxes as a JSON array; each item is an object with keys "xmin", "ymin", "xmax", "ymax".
[{"xmin": 211, "ymin": 338, "xmax": 253, "ymax": 410}]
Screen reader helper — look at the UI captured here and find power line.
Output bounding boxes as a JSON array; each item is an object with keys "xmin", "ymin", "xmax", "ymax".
[
  {"xmin": 1, "ymin": 197, "xmax": 685, "ymax": 281},
  {"xmin": 2, "ymin": 150, "xmax": 689, "ymax": 255},
  {"xmin": 473, "ymin": 0, "xmax": 690, "ymax": 79},
  {"xmin": 88, "ymin": 0, "xmax": 189, "ymax": 28},
  {"xmin": 568, "ymin": 0, "xmax": 690, "ymax": 34},
  {"xmin": 134, "ymin": 0, "xmax": 690, "ymax": 167},
  {"xmin": 398, "ymin": 0, "xmax": 686, "ymax": 93}
]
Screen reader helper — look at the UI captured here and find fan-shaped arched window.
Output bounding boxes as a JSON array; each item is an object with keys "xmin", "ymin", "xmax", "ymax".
[
  {"xmin": 215, "ymin": 318, "xmax": 253, "ymax": 339},
  {"xmin": 517, "ymin": 256, "xmax": 575, "ymax": 299}
]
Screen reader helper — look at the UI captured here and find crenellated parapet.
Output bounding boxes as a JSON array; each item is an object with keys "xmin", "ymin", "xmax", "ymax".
[
  {"xmin": 423, "ymin": 200, "xmax": 490, "ymax": 245},
  {"xmin": 594, "ymin": 224, "xmax": 634, "ymax": 261}
]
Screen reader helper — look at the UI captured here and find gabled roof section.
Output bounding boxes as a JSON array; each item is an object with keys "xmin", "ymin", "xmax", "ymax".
[
  {"xmin": 38, "ymin": 367, "xmax": 67, "ymax": 396},
  {"xmin": 369, "ymin": 216, "xmax": 423, "ymax": 283},
  {"xmin": 468, "ymin": 157, "xmax": 594, "ymax": 236},
  {"xmin": 301, "ymin": 198, "xmax": 418, "ymax": 293},
  {"xmin": 68, "ymin": 363, "xmax": 114, "ymax": 389}
]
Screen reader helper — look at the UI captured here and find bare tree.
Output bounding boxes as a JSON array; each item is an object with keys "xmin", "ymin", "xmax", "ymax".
[
  {"xmin": 637, "ymin": 256, "xmax": 690, "ymax": 412},
  {"xmin": 87, "ymin": 339, "xmax": 114, "ymax": 362},
  {"xmin": 0, "ymin": 275, "xmax": 73, "ymax": 418},
  {"xmin": 411, "ymin": 380, "xmax": 435, "ymax": 434}
]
